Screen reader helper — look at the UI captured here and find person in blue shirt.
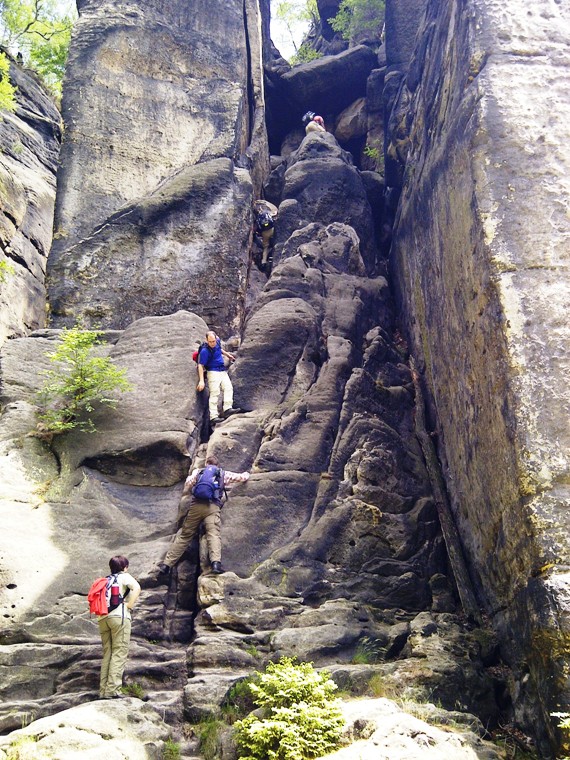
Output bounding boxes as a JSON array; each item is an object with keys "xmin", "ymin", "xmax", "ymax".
[{"xmin": 196, "ymin": 331, "xmax": 241, "ymax": 425}]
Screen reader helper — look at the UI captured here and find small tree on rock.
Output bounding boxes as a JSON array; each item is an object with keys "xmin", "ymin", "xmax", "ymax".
[
  {"xmin": 234, "ymin": 657, "xmax": 344, "ymax": 760},
  {"xmin": 36, "ymin": 326, "xmax": 132, "ymax": 436}
]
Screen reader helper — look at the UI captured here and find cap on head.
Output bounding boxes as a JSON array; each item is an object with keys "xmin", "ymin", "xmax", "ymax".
[{"xmin": 302, "ymin": 111, "xmax": 316, "ymax": 125}]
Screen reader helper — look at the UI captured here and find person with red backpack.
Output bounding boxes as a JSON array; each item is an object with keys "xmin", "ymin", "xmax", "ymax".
[
  {"xmin": 156, "ymin": 454, "xmax": 250, "ymax": 577},
  {"xmin": 91, "ymin": 555, "xmax": 140, "ymax": 699},
  {"xmin": 196, "ymin": 331, "xmax": 242, "ymax": 426}
]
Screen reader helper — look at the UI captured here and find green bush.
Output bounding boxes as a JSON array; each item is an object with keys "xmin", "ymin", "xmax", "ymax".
[
  {"xmin": 329, "ymin": 0, "xmax": 385, "ymax": 42},
  {"xmin": 290, "ymin": 44, "xmax": 322, "ymax": 66},
  {"xmin": 162, "ymin": 737, "xmax": 181, "ymax": 760},
  {"xmin": 0, "ymin": 52, "xmax": 16, "ymax": 112},
  {"xmin": 234, "ymin": 658, "xmax": 344, "ymax": 760},
  {"xmin": 196, "ymin": 718, "xmax": 225, "ymax": 760},
  {"xmin": 0, "ymin": 258, "xmax": 15, "ymax": 282},
  {"xmin": 36, "ymin": 325, "xmax": 133, "ymax": 436}
]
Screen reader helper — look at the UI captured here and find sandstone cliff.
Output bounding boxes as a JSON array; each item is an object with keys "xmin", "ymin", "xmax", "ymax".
[
  {"xmin": 0, "ymin": 0, "xmax": 569, "ymax": 756},
  {"xmin": 0, "ymin": 55, "xmax": 61, "ymax": 346}
]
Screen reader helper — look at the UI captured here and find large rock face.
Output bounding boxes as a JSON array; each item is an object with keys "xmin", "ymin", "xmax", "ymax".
[
  {"xmin": 0, "ymin": 56, "xmax": 61, "ymax": 346},
  {"xmin": 0, "ymin": 130, "xmax": 505, "ymax": 747},
  {"xmin": 389, "ymin": 0, "xmax": 570, "ymax": 751},
  {"xmin": 47, "ymin": 0, "xmax": 269, "ymax": 335}
]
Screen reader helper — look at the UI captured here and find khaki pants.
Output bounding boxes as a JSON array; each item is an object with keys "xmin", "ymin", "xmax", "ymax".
[
  {"xmin": 207, "ymin": 370, "xmax": 233, "ymax": 419},
  {"xmin": 98, "ymin": 615, "xmax": 131, "ymax": 697},
  {"xmin": 164, "ymin": 499, "xmax": 222, "ymax": 566}
]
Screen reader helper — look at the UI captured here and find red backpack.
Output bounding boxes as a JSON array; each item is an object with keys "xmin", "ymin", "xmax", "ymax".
[{"xmin": 87, "ymin": 577, "xmax": 110, "ymax": 615}]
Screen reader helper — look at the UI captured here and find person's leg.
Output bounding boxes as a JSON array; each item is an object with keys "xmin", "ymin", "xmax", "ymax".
[
  {"xmin": 203, "ymin": 505, "xmax": 222, "ymax": 563},
  {"xmin": 164, "ymin": 502, "xmax": 210, "ymax": 567},
  {"xmin": 220, "ymin": 372, "xmax": 234, "ymax": 413},
  {"xmin": 98, "ymin": 617, "xmax": 112, "ymax": 697},
  {"xmin": 207, "ymin": 371, "xmax": 223, "ymax": 419},
  {"xmin": 106, "ymin": 616, "xmax": 132, "ymax": 697}
]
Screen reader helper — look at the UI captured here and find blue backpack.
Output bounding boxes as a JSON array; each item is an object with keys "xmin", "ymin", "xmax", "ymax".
[{"xmin": 192, "ymin": 465, "xmax": 226, "ymax": 503}]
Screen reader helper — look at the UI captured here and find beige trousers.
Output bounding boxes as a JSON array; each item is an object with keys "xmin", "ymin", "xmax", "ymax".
[
  {"xmin": 207, "ymin": 370, "xmax": 233, "ymax": 419},
  {"xmin": 164, "ymin": 499, "xmax": 222, "ymax": 566},
  {"xmin": 98, "ymin": 615, "xmax": 131, "ymax": 697}
]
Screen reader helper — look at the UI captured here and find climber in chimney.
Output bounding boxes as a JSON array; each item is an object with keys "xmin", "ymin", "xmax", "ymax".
[
  {"xmin": 302, "ymin": 111, "xmax": 326, "ymax": 135},
  {"xmin": 156, "ymin": 454, "xmax": 250, "ymax": 577},
  {"xmin": 253, "ymin": 199, "xmax": 278, "ymax": 272},
  {"xmin": 196, "ymin": 331, "xmax": 241, "ymax": 426}
]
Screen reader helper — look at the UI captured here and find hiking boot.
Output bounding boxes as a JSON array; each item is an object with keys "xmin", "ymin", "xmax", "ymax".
[
  {"xmin": 157, "ymin": 562, "xmax": 171, "ymax": 576},
  {"xmin": 211, "ymin": 561, "xmax": 224, "ymax": 574},
  {"xmin": 223, "ymin": 407, "xmax": 242, "ymax": 419}
]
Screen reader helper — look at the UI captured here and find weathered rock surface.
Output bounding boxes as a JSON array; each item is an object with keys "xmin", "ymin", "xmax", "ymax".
[
  {"xmin": 0, "ymin": 699, "xmax": 173, "ymax": 759},
  {"xmin": 0, "ymin": 55, "xmax": 61, "ymax": 347},
  {"xmin": 47, "ymin": 0, "xmax": 269, "ymax": 334},
  {"xmin": 389, "ymin": 0, "xmax": 570, "ymax": 752},
  {"xmin": 47, "ymin": 159, "xmax": 253, "ymax": 333},
  {"xmin": 321, "ymin": 698, "xmax": 503, "ymax": 760}
]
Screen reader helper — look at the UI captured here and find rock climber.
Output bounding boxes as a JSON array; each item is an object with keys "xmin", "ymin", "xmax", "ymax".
[
  {"xmin": 253, "ymin": 200, "xmax": 278, "ymax": 271},
  {"xmin": 156, "ymin": 455, "xmax": 250, "ymax": 577},
  {"xmin": 302, "ymin": 111, "xmax": 326, "ymax": 135},
  {"xmin": 97, "ymin": 555, "xmax": 140, "ymax": 699},
  {"xmin": 197, "ymin": 331, "xmax": 241, "ymax": 425}
]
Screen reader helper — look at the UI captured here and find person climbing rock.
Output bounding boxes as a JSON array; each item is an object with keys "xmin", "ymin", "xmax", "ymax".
[
  {"xmin": 253, "ymin": 200, "xmax": 278, "ymax": 271},
  {"xmin": 96, "ymin": 555, "xmax": 140, "ymax": 699},
  {"xmin": 302, "ymin": 111, "xmax": 326, "ymax": 135},
  {"xmin": 156, "ymin": 455, "xmax": 250, "ymax": 577},
  {"xmin": 196, "ymin": 331, "xmax": 241, "ymax": 425}
]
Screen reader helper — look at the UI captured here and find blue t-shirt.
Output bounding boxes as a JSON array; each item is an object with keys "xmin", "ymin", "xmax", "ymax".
[{"xmin": 198, "ymin": 339, "xmax": 225, "ymax": 372}]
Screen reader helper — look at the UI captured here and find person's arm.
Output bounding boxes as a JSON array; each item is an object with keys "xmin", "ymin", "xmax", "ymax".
[
  {"xmin": 197, "ymin": 362, "xmax": 205, "ymax": 391},
  {"xmin": 124, "ymin": 574, "xmax": 141, "ymax": 610},
  {"xmin": 224, "ymin": 470, "xmax": 250, "ymax": 485},
  {"xmin": 182, "ymin": 468, "xmax": 200, "ymax": 496},
  {"xmin": 221, "ymin": 348, "xmax": 236, "ymax": 363}
]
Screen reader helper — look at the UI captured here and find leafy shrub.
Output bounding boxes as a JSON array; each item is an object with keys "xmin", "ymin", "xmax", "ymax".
[
  {"xmin": 0, "ymin": 53, "xmax": 16, "ymax": 112},
  {"xmin": 290, "ymin": 44, "xmax": 322, "ymax": 66},
  {"xmin": 162, "ymin": 738, "xmax": 181, "ymax": 760},
  {"xmin": 36, "ymin": 325, "xmax": 133, "ymax": 436},
  {"xmin": 222, "ymin": 677, "xmax": 258, "ymax": 724},
  {"xmin": 1, "ymin": 0, "xmax": 77, "ymax": 96},
  {"xmin": 329, "ymin": 0, "xmax": 385, "ymax": 42},
  {"xmin": 234, "ymin": 657, "xmax": 344, "ymax": 760},
  {"xmin": 196, "ymin": 718, "xmax": 225, "ymax": 760},
  {"xmin": 121, "ymin": 682, "xmax": 145, "ymax": 699},
  {"xmin": 0, "ymin": 258, "xmax": 15, "ymax": 282}
]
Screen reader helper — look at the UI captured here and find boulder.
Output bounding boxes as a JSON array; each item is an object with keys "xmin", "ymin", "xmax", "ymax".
[{"xmin": 48, "ymin": 159, "xmax": 253, "ymax": 334}]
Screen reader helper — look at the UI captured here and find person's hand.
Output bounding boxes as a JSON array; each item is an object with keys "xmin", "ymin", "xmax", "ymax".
[
  {"xmin": 197, "ymin": 380, "xmax": 205, "ymax": 392},
  {"xmin": 227, "ymin": 353, "xmax": 236, "ymax": 363}
]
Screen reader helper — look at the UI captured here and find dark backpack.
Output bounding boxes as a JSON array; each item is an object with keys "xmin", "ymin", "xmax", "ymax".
[
  {"xmin": 256, "ymin": 210, "xmax": 274, "ymax": 233},
  {"xmin": 192, "ymin": 465, "xmax": 226, "ymax": 503}
]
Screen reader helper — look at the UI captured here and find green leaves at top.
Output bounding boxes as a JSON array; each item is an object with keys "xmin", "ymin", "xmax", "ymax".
[
  {"xmin": 36, "ymin": 325, "xmax": 133, "ymax": 437},
  {"xmin": 234, "ymin": 657, "xmax": 344, "ymax": 760},
  {"xmin": 0, "ymin": 0, "xmax": 77, "ymax": 97},
  {"xmin": 329, "ymin": 0, "xmax": 385, "ymax": 42}
]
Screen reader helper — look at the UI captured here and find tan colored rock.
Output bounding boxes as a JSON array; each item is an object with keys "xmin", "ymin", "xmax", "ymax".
[{"xmin": 389, "ymin": 0, "xmax": 570, "ymax": 749}]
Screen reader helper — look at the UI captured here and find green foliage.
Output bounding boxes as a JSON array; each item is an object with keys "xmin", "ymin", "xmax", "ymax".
[
  {"xmin": 0, "ymin": 257, "xmax": 15, "ymax": 282},
  {"xmin": 196, "ymin": 717, "xmax": 225, "ymax": 760},
  {"xmin": 6, "ymin": 735, "xmax": 38, "ymax": 760},
  {"xmin": 0, "ymin": 51, "xmax": 16, "ymax": 111},
  {"xmin": 272, "ymin": 0, "xmax": 319, "ymax": 61},
  {"xmin": 222, "ymin": 677, "xmax": 258, "ymax": 724},
  {"xmin": 36, "ymin": 325, "xmax": 133, "ymax": 436},
  {"xmin": 121, "ymin": 682, "xmax": 145, "ymax": 699},
  {"xmin": 0, "ymin": 0, "xmax": 77, "ymax": 96},
  {"xmin": 351, "ymin": 636, "xmax": 386, "ymax": 665},
  {"xmin": 329, "ymin": 0, "xmax": 385, "ymax": 42},
  {"xmin": 363, "ymin": 144, "xmax": 379, "ymax": 160},
  {"xmin": 290, "ymin": 44, "xmax": 321, "ymax": 65},
  {"xmin": 234, "ymin": 658, "xmax": 344, "ymax": 760},
  {"xmin": 162, "ymin": 738, "xmax": 181, "ymax": 760}
]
